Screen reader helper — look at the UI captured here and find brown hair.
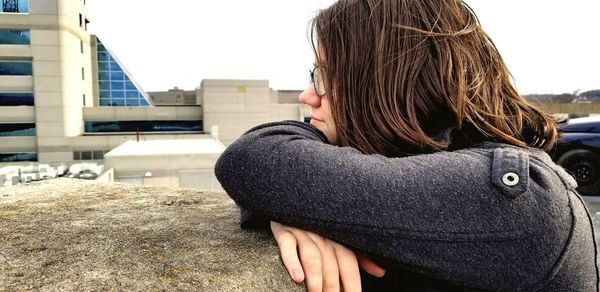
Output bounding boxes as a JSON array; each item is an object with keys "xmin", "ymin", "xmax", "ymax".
[{"xmin": 311, "ymin": 0, "xmax": 558, "ymax": 156}]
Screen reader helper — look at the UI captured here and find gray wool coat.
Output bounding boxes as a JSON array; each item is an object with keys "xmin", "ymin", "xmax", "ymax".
[{"xmin": 215, "ymin": 120, "xmax": 599, "ymax": 291}]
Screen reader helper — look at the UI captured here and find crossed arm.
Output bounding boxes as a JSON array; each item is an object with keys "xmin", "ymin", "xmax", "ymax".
[{"xmin": 215, "ymin": 121, "xmax": 531, "ymax": 290}]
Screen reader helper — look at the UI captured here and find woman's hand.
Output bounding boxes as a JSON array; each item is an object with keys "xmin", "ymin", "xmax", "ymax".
[{"xmin": 271, "ymin": 221, "xmax": 385, "ymax": 292}]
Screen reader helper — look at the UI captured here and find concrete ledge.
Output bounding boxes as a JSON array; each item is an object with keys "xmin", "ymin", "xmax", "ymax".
[{"xmin": 0, "ymin": 179, "xmax": 303, "ymax": 291}]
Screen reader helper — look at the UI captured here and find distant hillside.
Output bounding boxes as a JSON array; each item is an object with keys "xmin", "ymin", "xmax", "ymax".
[{"xmin": 524, "ymin": 89, "xmax": 600, "ymax": 103}]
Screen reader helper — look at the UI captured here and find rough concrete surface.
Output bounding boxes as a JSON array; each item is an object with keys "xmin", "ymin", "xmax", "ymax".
[{"xmin": 0, "ymin": 179, "xmax": 303, "ymax": 291}]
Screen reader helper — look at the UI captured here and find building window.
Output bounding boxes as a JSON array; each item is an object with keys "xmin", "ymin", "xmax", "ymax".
[
  {"xmin": 81, "ymin": 151, "xmax": 92, "ymax": 160},
  {"xmin": 0, "ymin": 92, "xmax": 34, "ymax": 106},
  {"xmin": 0, "ymin": 152, "xmax": 37, "ymax": 163},
  {"xmin": 80, "ymin": 40, "xmax": 84, "ymax": 54},
  {"xmin": 84, "ymin": 120, "xmax": 203, "ymax": 133},
  {"xmin": 79, "ymin": 13, "xmax": 82, "ymax": 27},
  {"xmin": 73, "ymin": 150, "xmax": 106, "ymax": 161},
  {"xmin": 0, "ymin": 0, "xmax": 29, "ymax": 13},
  {"xmin": 0, "ymin": 123, "xmax": 36, "ymax": 136},
  {"xmin": 0, "ymin": 30, "xmax": 30, "ymax": 45},
  {"xmin": 0, "ymin": 61, "xmax": 32, "ymax": 76},
  {"xmin": 96, "ymin": 38, "xmax": 151, "ymax": 107},
  {"xmin": 82, "ymin": 94, "xmax": 86, "ymax": 106},
  {"xmin": 92, "ymin": 151, "xmax": 104, "ymax": 160},
  {"xmin": 81, "ymin": 67, "xmax": 85, "ymax": 80}
]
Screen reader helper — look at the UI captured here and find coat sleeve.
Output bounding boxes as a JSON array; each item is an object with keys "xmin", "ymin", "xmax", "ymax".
[{"xmin": 214, "ymin": 120, "xmax": 571, "ymax": 289}]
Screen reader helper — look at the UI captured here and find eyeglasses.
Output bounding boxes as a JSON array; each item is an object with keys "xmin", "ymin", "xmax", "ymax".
[{"xmin": 309, "ymin": 65, "xmax": 326, "ymax": 97}]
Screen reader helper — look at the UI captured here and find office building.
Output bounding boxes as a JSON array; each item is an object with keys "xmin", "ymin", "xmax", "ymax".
[{"xmin": 0, "ymin": 0, "xmax": 306, "ymax": 187}]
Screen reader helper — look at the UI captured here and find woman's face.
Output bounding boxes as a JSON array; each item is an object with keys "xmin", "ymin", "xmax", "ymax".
[{"xmin": 299, "ymin": 65, "xmax": 338, "ymax": 145}]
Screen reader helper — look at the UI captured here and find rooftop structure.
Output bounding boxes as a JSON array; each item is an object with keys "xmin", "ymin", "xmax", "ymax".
[
  {"xmin": 107, "ymin": 139, "xmax": 224, "ymax": 157},
  {"xmin": 104, "ymin": 139, "xmax": 225, "ymax": 190}
]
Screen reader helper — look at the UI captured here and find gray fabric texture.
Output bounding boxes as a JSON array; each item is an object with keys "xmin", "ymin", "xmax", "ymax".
[{"xmin": 215, "ymin": 120, "xmax": 599, "ymax": 291}]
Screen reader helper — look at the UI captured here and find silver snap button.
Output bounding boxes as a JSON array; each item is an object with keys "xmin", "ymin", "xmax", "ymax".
[{"xmin": 502, "ymin": 172, "xmax": 520, "ymax": 186}]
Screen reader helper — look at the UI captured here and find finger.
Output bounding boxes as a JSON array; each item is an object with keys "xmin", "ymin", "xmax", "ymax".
[
  {"xmin": 357, "ymin": 254, "xmax": 386, "ymax": 278},
  {"xmin": 320, "ymin": 240, "xmax": 340, "ymax": 292},
  {"xmin": 334, "ymin": 245, "xmax": 361, "ymax": 292},
  {"xmin": 290, "ymin": 229, "xmax": 323, "ymax": 292},
  {"xmin": 271, "ymin": 222, "xmax": 305, "ymax": 283}
]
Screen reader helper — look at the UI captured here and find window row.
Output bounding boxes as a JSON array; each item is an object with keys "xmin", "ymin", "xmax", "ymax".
[
  {"xmin": 0, "ymin": 123, "xmax": 36, "ymax": 136},
  {"xmin": 0, "ymin": 30, "xmax": 30, "ymax": 45},
  {"xmin": 73, "ymin": 150, "xmax": 105, "ymax": 161},
  {"xmin": 98, "ymin": 61, "xmax": 124, "ymax": 72},
  {"xmin": 0, "ymin": 61, "xmax": 32, "ymax": 76},
  {"xmin": 99, "ymin": 80, "xmax": 138, "ymax": 91},
  {"xmin": 98, "ymin": 70, "xmax": 128, "ymax": 81},
  {"xmin": 0, "ymin": 92, "xmax": 34, "ymax": 106},
  {"xmin": 84, "ymin": 120, "xmax": 203, "ymax": 133},
  {"xmin": 0, "ymin": 152, "xmax": 37, "ymax": 163},
  {"xmin": 99, "ymin": 98, "xmax": 149, "ymax": 107},
  {"xmin": 78, "ymin": 13, "xmax": 89, "ymax": 31},
  {"xmin": 100, "ymin": 90, "xmax": 144, "ymax": 98},
  {"xmin": 0, "ymin": 0, "xmax": 29, "ymax": 13}
]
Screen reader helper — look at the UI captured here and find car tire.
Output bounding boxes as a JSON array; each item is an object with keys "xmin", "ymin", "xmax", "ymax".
[{"xmin": 557, "ymin": 149, "xmax": 600, "ymax": 196}]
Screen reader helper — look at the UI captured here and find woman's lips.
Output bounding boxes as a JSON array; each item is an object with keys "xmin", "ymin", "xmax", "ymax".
[{"xmin": 309, "ymin": 117, "xmax": 323, "ymax": 126}]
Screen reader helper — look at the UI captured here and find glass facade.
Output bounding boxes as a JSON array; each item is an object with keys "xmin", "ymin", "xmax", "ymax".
[
  {"xmin": 0, "ymin": 152, "xmax": 37, "ymax": 163},
  {"xmin": 85, "ymin": 120, "xmax": 203, "ymax": 133},
  {"xmin": 0, "ymin": 123, "xmax": 36, "ymax": 136},
  {"xmin": 0, "ymin": 0, "xmax": 29, "ymax": 13},
  {"xmin": 96, "ymin": 39, "xmax": 151, "ymax": 107},
  {"xmin": 0, "ymin": 30, "xmax": 30, "ymax": 45},
  {"xmin": 0, "ymin": 92, "xmax": 34, "ymax": 106},
  {"xmin": 0, "ymin": 61, "xmax": 32, "ymax": 76}
]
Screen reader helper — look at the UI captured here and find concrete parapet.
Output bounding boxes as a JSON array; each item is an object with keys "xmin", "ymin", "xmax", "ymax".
[{"xmin": 0, "ymin": 179, "xmax": 302, "ymax": 291}]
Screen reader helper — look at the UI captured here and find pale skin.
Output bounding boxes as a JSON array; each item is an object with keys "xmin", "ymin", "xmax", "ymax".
[{"xmin": 269, "ymin": 77, "xmax": 386, "ymax": 291}]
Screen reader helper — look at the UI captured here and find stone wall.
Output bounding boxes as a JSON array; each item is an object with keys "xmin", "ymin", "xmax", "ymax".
[{"xmin": 0, "ymin": 179, "xmax": 303, "ymax": 291}]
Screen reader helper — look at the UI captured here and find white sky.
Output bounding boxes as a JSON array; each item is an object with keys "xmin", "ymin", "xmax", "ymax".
[{"xmin": 86, "ymin": 0, "xmax": 599, "ymax": 95}]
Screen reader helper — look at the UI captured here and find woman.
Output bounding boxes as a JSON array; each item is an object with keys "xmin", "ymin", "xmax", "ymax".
[{"xmin": 215, "ymin": 0, "xmax": 599, "ymax": 290}]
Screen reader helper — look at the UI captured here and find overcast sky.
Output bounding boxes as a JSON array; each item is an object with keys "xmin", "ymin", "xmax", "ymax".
[{"xmin": 86, "ymin": 0, "xmax": 599, "ymax": 95}]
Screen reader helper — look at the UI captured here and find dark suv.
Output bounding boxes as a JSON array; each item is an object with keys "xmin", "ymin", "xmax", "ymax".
[{"xmin": 552, "ymin": 116, "xmax": 600, "ymax": 196}]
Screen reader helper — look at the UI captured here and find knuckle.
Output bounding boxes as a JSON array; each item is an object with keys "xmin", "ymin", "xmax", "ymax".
[
  {"xmin": 303, "ymin": 258, "xmax": 322, "ymax": 272},
  {"xmin": 342, "ymin": 272, "xmax": 359, "ymax": 283},
  {"xmin": 301, "ymin": 248, "xmax": 321, "ymax": 261},
  {"xmin": 324, "ymin": 281, "xmax": 339, "ymax": 291},
  {"xmin": 279, "ymin": 232, "xmax": 295, "ymax": 243},
  {"xmin": 307, "ymin": 282, "xmax": 322, "ymax": 292}
]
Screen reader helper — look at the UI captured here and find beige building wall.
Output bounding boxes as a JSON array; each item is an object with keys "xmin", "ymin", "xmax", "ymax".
[
  {"xmin": 40, "ymin": 0, "xmax": 92, "ymax": 162},
  {"xmin": 0, "ymin": 0, "xmax": 93, "ymax": 163},
  {"xmin": 201, "ymin": 79, "xmax": 305, "ymax": 145},
  {"xmin": 277, "ymin": 90, "xmax": 303, "ymax": 104},
  {"xmin": 148, "ymin": 88, "xmax": 199, "ymax": 106}
]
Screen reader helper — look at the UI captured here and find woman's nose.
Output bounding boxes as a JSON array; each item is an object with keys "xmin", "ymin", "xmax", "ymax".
[{"xmin": 299, "ymin": 85, "xmax": 321, "ymax": 107}]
